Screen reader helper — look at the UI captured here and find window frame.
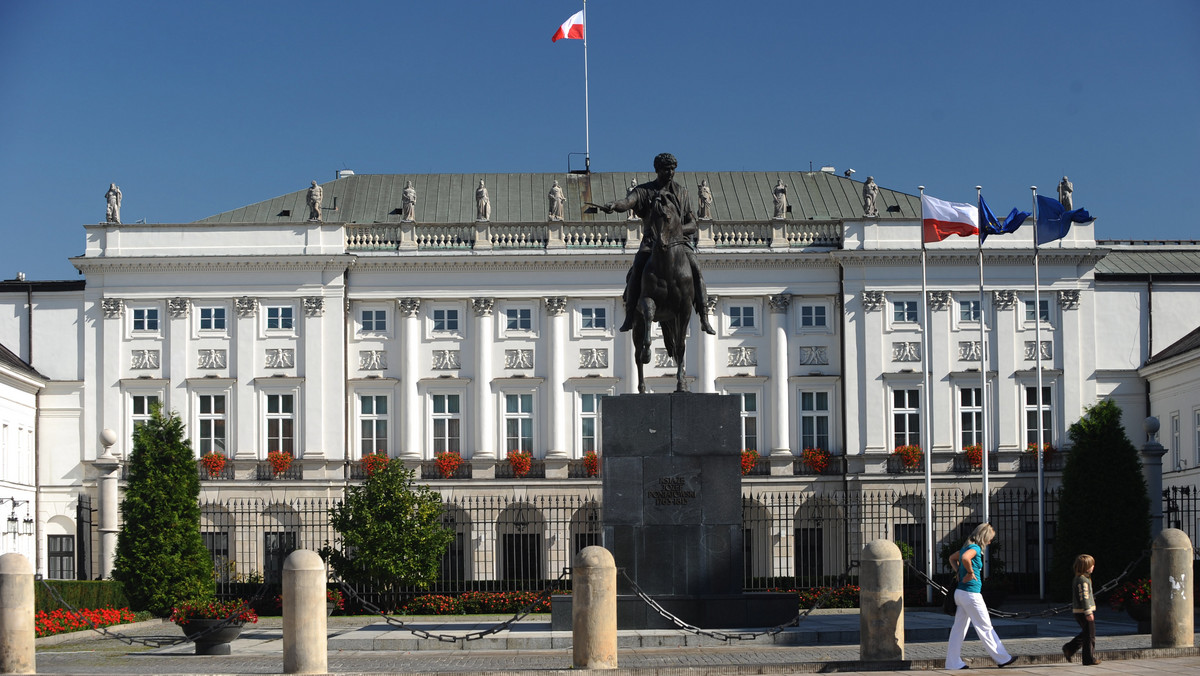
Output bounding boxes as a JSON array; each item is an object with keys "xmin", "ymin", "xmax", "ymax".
[
  {"xmin": 357, "ymin": 305, "xmax": 391, "ymax": 338},
  {"xmin": 1023, "ymin": 297, "xmax": 1054, "ymax": 328},
  {"xmin": 196, "ymin": 393, "xmax": 229, "ymax": 457},
  {"xmin": 263, "ymin": 303, "xmax": 297, "ymax": 335},
  {"xmin": 499, "ymin": 301, "xmax": 539, "ymax": 338},
  {"xmin": 197, "ymin": 305, "xmax": 229, "ymax": 334},
  {"xmin": 47, "ymin": 535, "xmax": 75, "ymax": 580},
  {"xmin": 500, "ymin": 389, "xmax": 538, "ymax": 456},
  {"xmin": 124, "ymin": 387, "xmax": 166, "ymax": 458},
  {"xmin": 574, "ymin": 300, "xmax": 615, "ymax": 338},
  {"xmin": 127, "ymin": 303, "xmax": 163, "ymax": 338},
  {"xmin": 1022, "ymin": 383, "xmax": 1055, "ymax": 450},
  {"xmin": 425, "ymin": 302, "xmax": 467, "ymax": 340},
  {"xmin": 722, "ymin": 298, "xmax": 763, "ymax": 337},
  {"xmin": 357, "ymin": 392, "xmax": 392, "ymax": 458},
  {"xmin": 576, "ymin": 390, "xmax": 610, "ymax": 456},
  {"xmin": 958, "ymin": 386, "xmax": 983, "ymax": 450},
  {"xmin": 257, "ymin": 382, "xmax": 302, "ymax": 459},
  {"xmin": 799, "ymin": 389, "xmax": 832, "ymax": 453},
  {"xmin": 796, "ymin": 301, "xmax": 833, "ymax": 335},
  {"xmin": 891, "ymin": 387, "xmax": 922, "ymax": 449},
  {"xmin": 428, "ymin": 390, "xmax": 465, "ymax": 458}
]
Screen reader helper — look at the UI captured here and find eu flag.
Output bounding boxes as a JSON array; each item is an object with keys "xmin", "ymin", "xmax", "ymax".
[
  {"xmin": 979, "ymin": 195, "xmax": 1030, "ymax": 243},
  {"xmin": 1036, "ymin": 195, "xmax": 1093, "ymax": 245}
]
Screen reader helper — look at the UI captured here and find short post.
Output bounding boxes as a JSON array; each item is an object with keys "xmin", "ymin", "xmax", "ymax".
[
  {"xmin": 0, "ymin": 553, "xmax": 35, "ymax": 674},
  {"xmin": 859, "ymin": 539, "xmax": 904, "ymax": 662},
  {"xmin": 1141, "ymin": 417, "xmax": 1167, "ymax": 538},
  {"xmin": 282, "ymin": 549, "xmax": 327, "ymax": 674},
  {"xmin": 572, "ymin": 545, "xmax": 617, "ymax": 670},
  {"xmin": 1151, "ymin": 528, "xmax": 1194, "ymax": 648}
]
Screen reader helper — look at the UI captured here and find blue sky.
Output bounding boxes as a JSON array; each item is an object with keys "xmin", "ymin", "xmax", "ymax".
[{"xmin": 1, "ymin": 0, "xmax": 1197, "ymax": 281}]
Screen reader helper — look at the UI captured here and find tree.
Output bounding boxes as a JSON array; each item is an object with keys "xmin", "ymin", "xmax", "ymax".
[
  {"xmin": 321, "ymin": 458, "xmax": 454, "ymax": 589},
  {"xmin": 1050, "ymin": 399, "xmax": 1151, "ymax": 599},
  {"xmin": 112, "ymin": 405, "xmax": 214, "ymax": 615}
]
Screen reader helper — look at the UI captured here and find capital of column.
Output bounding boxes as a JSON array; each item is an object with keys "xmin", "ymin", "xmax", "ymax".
[
  {"xmin": 544, "ymin": 296, "xmax": 568, "ymax": 316},
  {"xmin": 397, "ymin": 297, "xmax": 421, "ymax": 317},
  {"xmin": 473, "ymin": 297, "xmax": 495, "ymax": 317},
  {"xmin": 768, "ymin": 294, "xmax": 791, "ymax": 313}
]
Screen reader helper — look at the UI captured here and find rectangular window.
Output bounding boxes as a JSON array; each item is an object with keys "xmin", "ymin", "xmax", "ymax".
[
  {"xmin": 1171, "ymin": 412, "xmax": 1180, "ymax": 469},
  {"xmin": 1024, "ymin": 299, "xmax": 1050, "ymax": 322},
  {"xmin": 197, "ymin": 394, "xmax": 227, "ymax": 455},
  {"xmin": 199, "ymin": 307, "xmax": 226, "ymax": 331},
  {"xmin": 1024, "ymin": 386, "xmax": 1053, "ymax": 447},
  {"xmin": 893, "ymin": 301, "xmax": 918, "ymax": 323},
  {"xmin": 131, "ymin": 395, "xmax": 161, "ymax": 448},
  {"xmin": 505, "ymin": 393, "xmax": 534, "ymax": 452},
  {"xmin": 580, "ymin": 393, "xmax": 604, "ymax": 453},
  {"xmin": 959, "ymin": 387, "xmax": 982, "ymax": 448},
  {"xmin": 506, "ymin": 308, "xmax": 532, "ymax": 331},
  {"xmin": 432, "ymin": 394, "xmax": 461, "ymax": 454},
  {"xmin": 203, "ymin": 532, "xmax": 230, "ymax": 583},
  {"xmin": 47, "ymin": 535, "xmax": 75, "ymax": 580},
  {"xmin": 266, "ymin": 306, "xmax": 294, "ymax": 330},
  {"xmin": 739, "ymin": 393, "xmax": 758, "ymax": 452},
  {"xmin": 800, "ymin": 391, "xmax": 830, "ymax": 451},
  {"xmin": 581, "ymin": 307, "xmax": 607, "ymax": 330},
  {"xmin": 800, "ymin": 305, "xmax": 827, "ymax": 328},
  {"xmin": 729, "ymin": 306, "xmax": 756, "ymax": 329},
  {"xmin": 433, "ymin": 308, "xmax": 459, "ymax": 332},
  {"xmin": 266, "ymin": 393, "xmax": 295, "ymax": 454},
  {"xmin": 892, "ymin": 389, "xmax": 921, "ymax": 447},
  {"xmin": 959, "ymin": 300, "xmax": 980, "ymax": 322},
  {"xmin": 132, "ymin": 308, "xmax": 159, "ymax": 331},
  {"xmin": 361, "ymin": 309, "xmax": 386, "ymax": 332},
  {"xmin": 360, "ymin": 395, "xmax": 389, "ymax": 456}
]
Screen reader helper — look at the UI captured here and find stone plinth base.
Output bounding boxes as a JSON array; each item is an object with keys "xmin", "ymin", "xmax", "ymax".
[{"xmin": 551, "ymin": 592, "xmax": 796, "ymax": 631}]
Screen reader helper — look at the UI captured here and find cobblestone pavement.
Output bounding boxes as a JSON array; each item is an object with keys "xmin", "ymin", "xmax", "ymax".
[{"xmin": 33, "ymin": 606, "xmax": 1200, "ymax": 675}]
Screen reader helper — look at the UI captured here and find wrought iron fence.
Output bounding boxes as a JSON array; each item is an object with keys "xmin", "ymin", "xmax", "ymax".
[{"xmin": 1164, "ymin": 485, "xmax": 1200, "ymax": 546}]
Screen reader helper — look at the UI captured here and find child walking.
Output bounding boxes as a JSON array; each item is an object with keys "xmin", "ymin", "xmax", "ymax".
[{"xmin": 1063, "ymin": 554, "xmax": 1101, "ymax": 665}]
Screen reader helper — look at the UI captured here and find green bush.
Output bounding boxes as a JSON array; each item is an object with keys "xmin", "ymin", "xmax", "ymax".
[{"xmin": 35, "ymin": 580, "xmax": 130, "ymax": 612}]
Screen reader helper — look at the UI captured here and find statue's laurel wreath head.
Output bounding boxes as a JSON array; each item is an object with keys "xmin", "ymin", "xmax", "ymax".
[{"xmin": 653, "ymin": 153, "xmax": 678, "ymax": 173}]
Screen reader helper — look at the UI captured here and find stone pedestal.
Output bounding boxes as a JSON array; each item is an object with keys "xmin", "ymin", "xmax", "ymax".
[
  {"xmin": 552, "ymin": 394, "xmax": 794, "ymax": 629},
  {"xmin": 0, "ymin": 553, "xmax": 35, "ymax": 674},
  {"xmin": 572, "ymin": 546, "xmax": 617, "ymax": 669},
  {"xmin": 283, "ymin": 549, "xmax": 328, "ymax": 674},
  {"xmin": 1151, "ymin": 528, "xmax": 1194, "ymax": 648},
  {"xmin": 859, "ymin": 539, "xmax": 904, "ymax": 661}
]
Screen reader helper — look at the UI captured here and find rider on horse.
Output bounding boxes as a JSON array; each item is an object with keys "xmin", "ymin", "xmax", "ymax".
[{"xmin": 599, "ymin": 153, "xmax": 717, "ymax": 336}]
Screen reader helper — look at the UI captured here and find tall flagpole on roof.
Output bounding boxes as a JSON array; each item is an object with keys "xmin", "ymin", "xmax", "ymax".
[
  {"xmin": 583, "ymin": 0, "xmax": 590, "ymax": 172},
  {"xmin": 1032, "ymin": 185, "xmax": 1047, "ymax": 600},
  {"xmin": 976, "ymin": 187, "xmax": 989, "ymax": 530},
  {"xmin": 919, "ymin": 186, "xmax": 934, "ymax": 604}
]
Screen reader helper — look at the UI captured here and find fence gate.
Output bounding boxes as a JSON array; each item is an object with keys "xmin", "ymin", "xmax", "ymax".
[{"xmin": 76, "ymin": 494, "xmax": 93, "ymax": 580}]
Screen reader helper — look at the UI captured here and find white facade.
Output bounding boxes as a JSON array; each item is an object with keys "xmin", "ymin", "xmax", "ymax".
[{"xmin": 0, "ymin": 342, "xmax": 43, "ymax": 564}]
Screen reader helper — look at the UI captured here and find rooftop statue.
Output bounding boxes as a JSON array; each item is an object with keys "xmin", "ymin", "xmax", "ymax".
[
  {"xmin": 306, "ymin": 181, "xmax": 323, "ymax": 221},
  {"xmin": 401, "ymin": 180, "xmax": 417, "ymax": 222},
  {"xmin": 105, "ymin": 183, "xmax": 122, "ymax": 224},
  {"xmin": 476, "ymin": 180, "xmax": 490, "ymax": 221},
  {"xmin": 772, "ymin": 179, "xmax": 788, "ymax": 219},
  {"xmin": 1058, "ymin": 176, "xmax": 1073, "ymax": 210},
  {"xmin": 863, "ymin": 176, "xmax": 879, "ymax": 217},
  {"xmin": 548, "ymin": 180, "xmax": 565, "ymax": 221},
  {"xmin": 697, "ymin": 180, "xmax": 713, "ymax": 220}
]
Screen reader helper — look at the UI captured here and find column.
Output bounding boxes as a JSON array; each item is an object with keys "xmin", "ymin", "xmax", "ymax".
[
  {"xmin": 302, "ymin": 296, "xmax": 329, "ymax": 461},
  {"xmin": 93, "ymin": 429, "xmax": 120, "ymax": 579},
  {"xmin": 768, "ymin": 294, "xmax": 792, "ymax": 475},
  {"xmin": 234, "ymin": 297, "xmax": 259, "ymax": 460},
  {"xmin": 697, "ymin": 296, "xmax": 718, "ymax": 393},
  {"xmin": 544, "ymin": 297, "xmax": 569, "ymax": 478},
  {"xmin": 473, "ymin": 298, "xmax": 497, "ymax": 478},
  {"xmin": 398, "ymin": 299, "xmax": 422, "ymax": 464}
]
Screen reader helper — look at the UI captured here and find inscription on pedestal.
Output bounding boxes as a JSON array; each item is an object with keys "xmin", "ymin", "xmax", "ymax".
[{"xmin": 648, "ymin": 477, "xmax": 696, "ymax": 506}]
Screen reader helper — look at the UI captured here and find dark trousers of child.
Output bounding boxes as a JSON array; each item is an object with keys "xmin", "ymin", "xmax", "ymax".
[{"xmin": 1063, "ymin": 613, "xmax": 1097, "ymax": 664}]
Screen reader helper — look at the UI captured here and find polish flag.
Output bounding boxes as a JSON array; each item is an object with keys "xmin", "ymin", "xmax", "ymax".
[
  {"xmin": 921, "ymin": 194, "xmax": 979, "ymax": 243},
  {"xmin": 552, "ymin": 10, "xmax": 585, "ymax": 42}
]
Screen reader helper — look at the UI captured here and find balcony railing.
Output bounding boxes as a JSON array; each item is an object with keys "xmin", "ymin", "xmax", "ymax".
[
  {"xmin": 256, "ymin": 461, "xmax": 303, "ymax": 480},
  {"xmin": 495, "ymin": 459, "xmax": 547, "ymax": 479},
  {"xmin": 793, "ymin": 454, "xmax": 846, "ymax": 476},
  {"xmin": 198, "ymin": 461, "xmax": 236, "ymax": 481},
  {"xmin": 1018, "ymin": 452, "xmax": 1065, "ymax": 473},
  {"xmin": 419, "ymin": 460, "xmax": 473, "ymax": 480},
  {"xmin": 950, "ymin": 454, "xmax": 1001, "ymax": 473},
  {"xmin": 886, "ymin": 455, "xmax": 924, "ymax": 474}
]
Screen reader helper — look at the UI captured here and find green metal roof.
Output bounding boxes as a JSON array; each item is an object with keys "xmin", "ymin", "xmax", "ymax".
[
  {"xmin": 196, "ymin": 171, "xmax": 919, "ymax": 224},
  {"xmin": 1095, "ymin": 242, "xmax": 1200, "ymax": 277}
]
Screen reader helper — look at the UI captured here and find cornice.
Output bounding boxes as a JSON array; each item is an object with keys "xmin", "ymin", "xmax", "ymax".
[
  {"xmin": 72, "ymin": 255, "xmax": 356, "ymax": 273},
  {"xmin": 834, "ymin": 248, "xmax": 1109, "ymax": 267},
  {"xmin": 348, "ymin": 250, "xmax": 840, "ymax": 273}
]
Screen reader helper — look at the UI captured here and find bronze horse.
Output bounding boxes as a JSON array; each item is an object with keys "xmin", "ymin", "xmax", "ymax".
[{"xmin": 631, "ymin": 191, "xmax": 694, "ymax": 393}]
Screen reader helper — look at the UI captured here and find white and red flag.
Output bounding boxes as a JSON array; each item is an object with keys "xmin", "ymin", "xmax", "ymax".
[
  {"xmin": 552, "ymin": 10, "xmax": 585, "ymax": 42},
  {"xmin": 921, "ymin": 194, "xmax": 979, "ymax": 242}
]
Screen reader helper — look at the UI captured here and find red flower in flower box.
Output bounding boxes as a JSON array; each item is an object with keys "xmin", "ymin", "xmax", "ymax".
[
  {"xmin": 362, "ymin": 452, "xmax": 389, "ymax": 476},
  {"xmin": 892, "ymin": 445, "xmax": 923, "ymax": 469},
  {"xmin": 964, "ymin": 445, "xmax": 983, "ymax": 468},
  {"xmin": 200, "ymin": 452, "xmax": 227, "ymax": 478},
  {"xmin": 583, "ymin": 451, "xmax": 600, "ymax": 477},
  {"xmin": 740, "ymin": 449, "xmax": 759, "ymax": 475},
  {"xmin": 801, "ymin": 447, "xmax": 830, "ymax": 473},
  {"xmin": 267, "ymin": 450, "xmax": 293, "ymax": 476},
  {"xmin": 508, "ymin": 450, "xmax": 532, "ymax": 478},
  {"xmin": 434, "ymin": 451, "xmax": 462, "ymax": 479}
]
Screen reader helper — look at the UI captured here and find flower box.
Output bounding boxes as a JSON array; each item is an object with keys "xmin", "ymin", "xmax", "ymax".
[
  {"xmin": 266, "ymin": 450, "xmax": 293, "ymax": 476},
  {"xmin": 361, "ymin": 452, "xmax": 389, "ymax": 477},
  {"xmin": 508, "ymin": 450, "xmax": 533, "ymax": 478},
  {"xmin": 435, "ymin": 451, "xmax": 463, "ymax": 479},
  {"xmin": 801, "ymin": 447, "xmax": 831, "ymax": 474},
  {"xmin": 892, "ymin": 445, "xmax": 923, "ymax": 470},
  {"xmin": 740, "ymin": 449, "xmax": 759, "ymax": 476},
  {"xmin": 583, "ymin": 451, "xmax": 600, "ymax": 477},
  {"xmin": 200, "ymin": 452, "xmax": 227, "ymax": 478}
]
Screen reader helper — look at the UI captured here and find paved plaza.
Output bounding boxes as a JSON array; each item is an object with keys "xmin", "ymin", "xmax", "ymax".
[{"xmin": 33, "ymin": 605, "xmax": 1200, "ymax": 675}]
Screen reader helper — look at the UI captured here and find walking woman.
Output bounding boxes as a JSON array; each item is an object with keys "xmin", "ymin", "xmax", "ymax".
[{"xmin": 945, "ymin": 523, "xmax": 1018, "ymax": 669}]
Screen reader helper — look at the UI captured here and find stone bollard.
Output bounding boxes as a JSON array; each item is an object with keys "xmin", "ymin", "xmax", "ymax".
[
  {"xmin": 859, "ymin": 539, "xmax": 904, "ymax": 662},
  {"xmin": 0, "ymin": 553, "xmax": 35, "ymax": 674},
  {"xmin": 572, "ymin": 545, "xmax": 617, "ymax": 669},
  {"xmin": 1151, "ymin": 528, "xmax": 1194, "ymax": 648},
  {"xmin": 282, "ymin": 549, "xmax": 327, "ymax": 674}
]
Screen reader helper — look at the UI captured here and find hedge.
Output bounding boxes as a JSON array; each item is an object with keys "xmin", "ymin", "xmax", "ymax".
[{"xmin": 36, "ymin": 580, "xmax": 130, "ymax": 613}]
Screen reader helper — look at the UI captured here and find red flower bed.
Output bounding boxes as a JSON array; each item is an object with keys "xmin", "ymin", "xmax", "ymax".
[
  {"xmin": 200, "ymin": 452, "xmax": 227, "ymax": 477},
  {"xmin": 398, "ymin": 590, "xmax": 551, "ymax": 615},
  {"xmin": 35, "ymin": 607, "xmax": 137, "ymax": 638},
  {"xmin": 892, "ymin": 444, "xmax": 923, "ymax": 469}
]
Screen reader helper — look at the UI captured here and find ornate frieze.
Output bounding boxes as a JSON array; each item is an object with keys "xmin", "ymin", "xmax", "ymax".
[
  {"xmin": 265, "ymin": 348, "xmax": 295, "ymax": 369},
  {"xmin": 472, "ymin": 297, "xmax": 495, "ymax": 317},
  {"xmin": 102, "ymin": 298, "xmax": 124, "ymax": 319},
  {"xmin": 579, "ymin": 348, "xmax": 608, "ymax": 369},
  {"xmin": 892, "ymin": 342, "xmax": 921, "ymax": 362},
  {"xmin": 235, "ymin": 297, "xmax": 258, "ymax": 318},
  {"xmin": 168, "ymin": 298, "xmax": 190, "ymax": 318},
  {"xmin": 992, "ymin": 290, "xmax": 1017, "ymax": 311},
  {"xmin": 544, "ymin": 297, "xmax": 567, "ymax": 316},
  {"xmin": 1058, "ymin": 290, "xmax": 1080, "ymax": 310},
  {"xmin": 705, "ymin": 295, "xmax": 719, "ymax": 315},
  {"xmin": 1024, "ymin": 341, "xmax": 1053, "ymax": 361},
  {"xmin": 958, "ymin": 341, "xmax": 982, "ymax": 361},
  {"xmin": 432, "ymin": 350, "xmax": 461, "ymax": 370},
  {"xmin": 197, "ymin": 349, "xmax": 227, "ymax": 370},
  {"xmin": 927, "ymin": 291, "xmax": 951, "ymax": 311},
  {"xmin": 359, "ymin": 350, "xmax": 387, "ymax": 370},
  {"xmin": 130, "ymin": 349, "xmax": 160, "ymax": 370},
  {"xmin": 769, "ymin": 294, "xmax": 791, "ymax": 313},
  {"xmin": 799, "ymin": 346, "xmax": 828, "ymax": 365},
  {"xmin": 654, "ymin": 349, "xmax": 677, "ymax": 368},
  {"xmin": 504, "ymin": 349, "xmax": 534, "ymax": 370},
  {"xmin": 862, "ymin": 291, "xmax": 886, "ymax": 312},
  {"xmin": 397, "ymin": 298, "xmax": 421, "ymax": 317},
  {"xmin": 303, "ymin": 297, "xmax": 324, "ymax": 317},
  {"xmin": 728, "ymin": 346, "xmax": 757, "ymax": 367}
]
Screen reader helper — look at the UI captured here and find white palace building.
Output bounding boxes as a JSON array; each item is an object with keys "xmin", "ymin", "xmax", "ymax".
[{"xmin": 2, "ymin": 168, "xmax": 1199, "ymax": 586}]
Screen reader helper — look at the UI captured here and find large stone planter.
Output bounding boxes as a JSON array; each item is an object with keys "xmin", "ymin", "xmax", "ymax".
[
  {"xmin": 179, "ymin": 619, "xmax": 245, "ymax": 655},
  {"xmin": 1126, "ymin": 602, "xmax": 1151, "ymax": 634}
]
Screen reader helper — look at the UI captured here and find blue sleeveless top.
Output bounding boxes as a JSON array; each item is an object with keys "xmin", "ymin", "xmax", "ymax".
[{"xmin": 957, "ymin": 543, "xmax": 983, "ymax": 593}]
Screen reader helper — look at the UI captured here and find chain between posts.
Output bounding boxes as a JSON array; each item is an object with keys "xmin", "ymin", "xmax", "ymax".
[
  {"xmin": 34, "ymin": 575, "xmax": 272, "ymax": 648},
  {"xmin": 336, "ymin": 567, "xmax": 571, "ymax": 642},
  {"xmin": 903, "ymin": 548, "xmax": 1150, "ymax": 619},
  {"xmin": 619, "ymin": 560, "xmax": 861, "ymax": 642}
]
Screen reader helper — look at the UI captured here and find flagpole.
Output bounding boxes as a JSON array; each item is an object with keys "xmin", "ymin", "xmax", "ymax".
[
  {"xmin": 919, "ymin": 186, "xmax": 934, "ymax": 603},
  {"xmin": 1032, "ymin": 185, "xmax": 1046, "ymax": 600},
  {"xmin": 582, "ymin": 0, "xmax": 590, "ymax": 172},
  {"xmin": 976, "ymin": 187, "xmax": 989, "ymax": 530}
]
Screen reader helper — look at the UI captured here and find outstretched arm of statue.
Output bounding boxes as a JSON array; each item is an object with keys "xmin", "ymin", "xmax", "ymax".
[{"xmin": 599, "ymin": 193, "xmax": 638, "ymax": 214}]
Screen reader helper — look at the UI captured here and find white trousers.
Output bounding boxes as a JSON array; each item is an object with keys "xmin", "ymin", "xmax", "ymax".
[{"xmin": 945, "ymin": 589, "xmax": 1013, "ymax": 669}]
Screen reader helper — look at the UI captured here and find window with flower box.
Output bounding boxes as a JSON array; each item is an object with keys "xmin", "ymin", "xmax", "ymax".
[
  {"xmin": 959, "ymin": 387, "xmax": 982, "ymax": 449},
  {"xmin": 431, "ymin": 393, "xmax": 461, "ymax": 455},
  {"xmin": 504, "ymin": 393, "xmax": 535, "ymax": 453},
  {"xmin": 359, "ymin": 394, "xmax": 390, "ymax": 456},
  {"xmin": 1024, "ymin": 385, "xmax": 1053, "ymax": 448},
  {"xmin": 892, "ymin": 388, "xmax": 921, "ymax": 448},
  {"xmin": 800, "ymin": 390, "xmax": 830, "ymax": 452},
  {"xmin": 265, "ymin": 393, "xmax": 295, "ymax": 455},
  {"xmin": 197, "ymin": 394, "xmax": 227, "ymax": 455}
]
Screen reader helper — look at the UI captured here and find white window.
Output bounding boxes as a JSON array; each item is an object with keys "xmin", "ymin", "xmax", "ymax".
[
  {"xmin": 959, "ymin": 300, "xmax": 981, "ymax": 323},
  {"xmin": 892, "ymin": 389, "xmax": 921, "ymax": 448},
  {"xmin": 1171, "ymin": 412, "xmax": 1180, "ymax": 470},
  {"xmin": 799, "ymin": 305, "xmax": 826, "ymax": 328},
  {"xmin": 579, "ymin": 393, "xmax": 606, "ymax": 454},
  {"xmin": 1024, "ymin": 385, "xmax": 1053, "ymax": 448},
  {"xmin": 738, "ymin": 393, "xmax": 759, "ymax": 453},
  {"xmin": 800, "ymin": 391, "xmax": 830, "ymax": 451},
  {"xmin": 580, "ymin": 307, "xmax": 607, "ymax": 330},
  {"xmin": 506, "ymin": 307, "xmax": 532, "ymax": 331},
  {"xmin": 431, "ymin": 393, "xmax": 462, "ymax": 455},
  {"xmin": 266, "ymin": 306, "xmax": 294, "ymax": 330},
  {"xmin": 433, "ymin": 308, "xmax": 459, "ymax": 333},
  {"xmin": 47, "ymin": 535, "xmax": 74, "ymax": 580},
  {"xmin": 729, "ymin": 305, "xmax": 756, "ymax": 329},
  {"xmin": 359, "ymin": 394, "xmax": 389, "ymax": 456},
  {"xmin": 959, "ymin": 387, "xmax": 982, "ymax": 449},
  {"xmin": 132, "ymin": 307, "xmax": 160, "ymax": 332},
  {"xmin": 197, "ymin": 394, "xmax": 227, "ymax": 455},
  {"xmin": 504, "ymin": 393, "xmax": 535, "ymax": 453},
  {"xmin": 361, "ymin": 309, "xmax": 387, "ymax": 333},
  {"xmin": 893, "ymin": 301, "xmax": 918, "ymax": 324},
  {"xmin": 265, "ymin": 393, "xmax": 295, "ymax": 454},
  {"xmin": 199, "ymin": 307, "xmax": 227, "ymax": 331},
  {"xmin": 1024, "ymin": 299, "xmax": 1051, "ymax": 323},
  {"xmin": 131, "ymin": 394, "xmax": 160, "ymax": 430}
]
